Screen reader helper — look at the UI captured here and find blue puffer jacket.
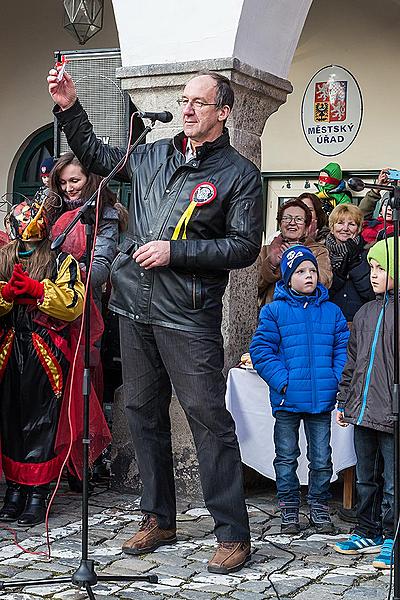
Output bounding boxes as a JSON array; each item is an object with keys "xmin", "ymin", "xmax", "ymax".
[{"xmin": 250, "ymin": 281, "xmax": 349, "ymax": 415}]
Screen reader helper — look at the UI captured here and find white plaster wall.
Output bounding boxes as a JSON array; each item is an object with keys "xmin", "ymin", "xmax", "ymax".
[
  {"xmin": 234, "ymin": 0, "xmax": 313, "ymax": 79},
  {"xmin": 261, "ymin": 0, "xmax": 400, "ymax": 172},
  {"xmin": 112, "ymin": 0, "xmax": 312, "ymax": 78},
  {"xmin": 112, "ymin": 0, "xmax": 243, "ymax": 68}
]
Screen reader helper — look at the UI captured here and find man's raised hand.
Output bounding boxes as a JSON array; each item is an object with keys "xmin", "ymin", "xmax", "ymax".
[{"xmin": 47, "ymin": 68, "xmax": 77, "ymax": 110}]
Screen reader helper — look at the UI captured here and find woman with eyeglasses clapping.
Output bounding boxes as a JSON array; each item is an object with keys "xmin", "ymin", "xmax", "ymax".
[{"xmin": 258, "ymin": 198, "xmax": 332, "ymax": 307}]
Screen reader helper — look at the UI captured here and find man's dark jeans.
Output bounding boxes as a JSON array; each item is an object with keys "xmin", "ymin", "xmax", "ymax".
[
  {"xmin": 273, "ymin": 410, "xmax": 333, "ymax": 506},
  {"xmin": 354, "ymin": 425, "xmax": 394, "ymax": 539},
  {"xmin": 119, "ymin": 317, "xmax": 250, "ymax": 542}
]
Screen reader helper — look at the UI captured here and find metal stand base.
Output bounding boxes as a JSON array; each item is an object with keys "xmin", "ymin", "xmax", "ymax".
[{"xmin": 0, "ymin": 559, "xmax": 158, "ymax": 598}]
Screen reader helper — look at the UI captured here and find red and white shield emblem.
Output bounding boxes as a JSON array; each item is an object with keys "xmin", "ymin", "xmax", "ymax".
[{"xmin": 190, "ymin": 182, "xmax": 217, "ymax": 206}]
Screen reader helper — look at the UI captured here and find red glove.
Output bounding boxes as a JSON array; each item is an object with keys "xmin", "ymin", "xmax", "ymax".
[
  {"xmin": 1, "ymin": 281, "xmax": 15, "ymax": 303},
  {"xmin": 0, "ymin": 263, "xmax": 24, "ymax": 302},
  {"xmin": 13, "ymin": 267, "xmax": 44, "ymax": 299},
  {"xmin": 12, "ymin": 263, "xmax": 29, "ymax": 284}
]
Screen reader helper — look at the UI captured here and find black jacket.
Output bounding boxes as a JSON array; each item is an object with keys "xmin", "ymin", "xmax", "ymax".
[
  {"xmin": 337, "ymin": 293, "xmax": 394, "ymax": 433},
  {"xmin": 54, "ymin": 101, "xmax": 263, "ymax": 331},
  {"xmin": 329, "ymin": 251, "xmax": 375, "ymax": 322}
]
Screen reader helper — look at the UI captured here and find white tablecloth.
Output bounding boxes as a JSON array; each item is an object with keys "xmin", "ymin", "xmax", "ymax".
[{"xmin": 226, "ymin": 367, "xmax": 356, "ymax": 484}]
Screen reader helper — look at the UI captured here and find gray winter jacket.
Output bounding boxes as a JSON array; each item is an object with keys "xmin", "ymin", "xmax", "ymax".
[{"xmin": 337, "ymin": 292, "xmax": 394, "ymax": 433}]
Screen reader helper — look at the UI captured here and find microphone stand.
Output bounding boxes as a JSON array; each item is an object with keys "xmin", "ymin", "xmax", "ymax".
[
  {"xmin": 394, "ymin": 190, "xmax": 400, "ymax": 600},
  {"xmin": 349, "ymin": 177, "xmax": 400, "ymax": 597},
  {"xmin": 0, "ymin": 123, "xmax": 157, "ymax": 598}
]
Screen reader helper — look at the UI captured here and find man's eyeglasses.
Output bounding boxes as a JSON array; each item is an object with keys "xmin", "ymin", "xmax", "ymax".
[
  {"xmin": 281, "ymin": 215, "xmax": 306, "ymax": 224},
  {"xmin": 177, "ymin": 98, "xmax": 217, "ymax": 110}
]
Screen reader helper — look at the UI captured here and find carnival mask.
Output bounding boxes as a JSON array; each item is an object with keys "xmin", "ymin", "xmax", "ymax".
[{"xmin": 9, "ymin": 199, "xmax": 48, "ymax": 242}]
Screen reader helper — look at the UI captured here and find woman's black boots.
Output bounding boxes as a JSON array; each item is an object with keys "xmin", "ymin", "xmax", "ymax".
[
  {"xmin": 17, "ymin": 484, "xmax": 50, "ymax": 526},
  {"xmin": 0, "ymin": 481, "xmax": 27, "ymax": 522}
]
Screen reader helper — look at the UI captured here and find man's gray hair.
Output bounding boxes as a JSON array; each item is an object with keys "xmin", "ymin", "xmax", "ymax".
[{"xmin": 196, "ymin": 70, "xmax": 234, "ymax": 110}]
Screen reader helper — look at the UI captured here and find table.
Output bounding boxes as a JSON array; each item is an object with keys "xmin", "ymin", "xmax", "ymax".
[{"xmin": 226, "ymin": 367, "xmax": 356, "ymax": 489}]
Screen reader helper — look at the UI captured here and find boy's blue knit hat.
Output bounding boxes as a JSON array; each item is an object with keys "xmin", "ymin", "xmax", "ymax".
[
  {"xmin": 281, "ymin": 245, "xmax": 318, "ymax": 286},
  {"xmin": 39, "ymin": 156, "xmax": 56, "ymax": 176}
]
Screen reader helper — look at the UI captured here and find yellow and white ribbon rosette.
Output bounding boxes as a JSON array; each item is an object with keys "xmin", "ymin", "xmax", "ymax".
[{"xmin": 172, "ymin": 181, "xmax": 217, "ymax": 240}]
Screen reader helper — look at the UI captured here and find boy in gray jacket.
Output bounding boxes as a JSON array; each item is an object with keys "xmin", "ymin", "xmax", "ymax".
[{"xmin": 334, "ymin": 237, "xmax": 395, "ymax": 569}]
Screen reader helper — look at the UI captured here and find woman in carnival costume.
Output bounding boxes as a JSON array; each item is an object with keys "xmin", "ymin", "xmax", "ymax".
[{"xmin": 0, "ymin": 197, "xmax": 109, "ymax": 526}]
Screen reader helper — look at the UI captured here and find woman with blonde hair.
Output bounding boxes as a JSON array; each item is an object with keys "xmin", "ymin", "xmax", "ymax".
[{"xmin": 326, "ymin": 204, "xmax": 374, "ymax": 322}]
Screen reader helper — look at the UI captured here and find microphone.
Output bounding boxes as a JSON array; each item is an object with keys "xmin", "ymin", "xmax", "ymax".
[
  {"xmin": 347, "ymin": 177, "xmax": 366, "ymax": 192},
  {"xmin": 347, "ymin": 177, "xmax": 394, "ymax": 193},
  {"xmin": 137, "ymin": 111, "xmax": 173, "ymax": 123}
]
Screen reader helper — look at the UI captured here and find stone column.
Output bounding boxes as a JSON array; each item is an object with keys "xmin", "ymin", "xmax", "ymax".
[{"xmin": 111, "ymin": 58, "xmax": 292, "ymax": 497}]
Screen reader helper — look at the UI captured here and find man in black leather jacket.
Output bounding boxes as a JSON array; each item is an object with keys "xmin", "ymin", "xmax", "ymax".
[{"xmin": 48, "ymin": 67, "xmax": 263, "ymax": 574}]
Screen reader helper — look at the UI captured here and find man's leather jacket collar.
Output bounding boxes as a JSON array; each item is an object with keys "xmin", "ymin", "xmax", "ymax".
[{"xmin": 173, "ymin": 128, "xmax": 230, "ymax": 160}]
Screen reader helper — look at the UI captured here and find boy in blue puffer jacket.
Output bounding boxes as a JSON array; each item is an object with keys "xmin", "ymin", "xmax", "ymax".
[{"xmin": 250, "ymin": 245, "xmax": 349, "ymax": 534}]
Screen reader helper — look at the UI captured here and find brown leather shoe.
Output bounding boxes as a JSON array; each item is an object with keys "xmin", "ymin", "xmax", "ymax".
[
  {"xmin": 122, "ymin": 514, "xmax": 177, "ymax": 555},
  {"xmin": 207, "ymin": 541, "xmax": 251, "ymax": 574}
]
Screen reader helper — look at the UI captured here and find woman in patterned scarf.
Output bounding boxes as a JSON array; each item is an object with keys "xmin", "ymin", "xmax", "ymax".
[{"xmin": 326, "ymin": 204, "xmax": 374, "ymax": 323}]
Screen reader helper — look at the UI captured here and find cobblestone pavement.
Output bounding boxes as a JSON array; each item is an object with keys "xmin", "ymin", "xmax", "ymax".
[{"xmin": 0, "ymin": 482, "xmax": 392, "ymax": 600}]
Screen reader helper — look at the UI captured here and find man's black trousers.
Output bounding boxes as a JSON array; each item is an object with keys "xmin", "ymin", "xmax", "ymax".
[{"xmin": 119, "ymin": 317, "xmax": 250, "ymax": 542}]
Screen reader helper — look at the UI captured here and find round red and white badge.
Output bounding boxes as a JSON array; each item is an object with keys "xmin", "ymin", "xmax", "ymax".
[{"xmin": 190, "ymin": 182, "xmax": 217, "ymax": 206}]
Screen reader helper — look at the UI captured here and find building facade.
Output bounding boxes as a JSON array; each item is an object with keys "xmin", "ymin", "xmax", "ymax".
[{"xmin": 1, "ymin": 0, "xmax": 397, "ymax": 493}]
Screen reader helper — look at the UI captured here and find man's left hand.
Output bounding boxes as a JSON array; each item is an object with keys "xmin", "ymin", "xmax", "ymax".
[{"xmin": 133, "ymin": 241, "xmax": 171, "ymax": 269}]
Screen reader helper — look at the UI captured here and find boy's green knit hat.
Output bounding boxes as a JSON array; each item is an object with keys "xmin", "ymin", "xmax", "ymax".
[{"xmin": 367, "ymin": 237, "xmax": 396, "ymax": 280}]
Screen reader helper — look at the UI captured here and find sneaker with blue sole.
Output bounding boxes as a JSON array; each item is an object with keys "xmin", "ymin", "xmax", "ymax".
[
  {"xmin": 372, "ymin": 538, "xmax": 394, "ymax": 569},
  {"xmin": 334, "ymin": 534, "xmax": 383, "ymax": 555}
]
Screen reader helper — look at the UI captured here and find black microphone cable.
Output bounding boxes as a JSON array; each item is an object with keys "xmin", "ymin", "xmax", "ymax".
[{"xmin": 245, "ymin": 502, "xmax": 317, "ymax": 600}]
